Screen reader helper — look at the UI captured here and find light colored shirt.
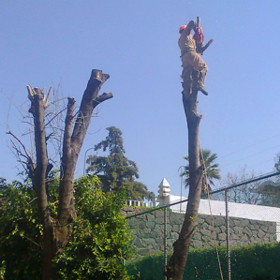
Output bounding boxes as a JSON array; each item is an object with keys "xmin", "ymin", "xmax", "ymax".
[{"xmin": 178, "ymin": 32, "xmax": 196, "ymax": 55}]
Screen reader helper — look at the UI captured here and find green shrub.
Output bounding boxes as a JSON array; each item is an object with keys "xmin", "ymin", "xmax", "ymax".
[
  {"xmin": 54, "ymin": 176, "xmax": 133, "ymax": 280},
  {"xmin": 127, "ymin": 243, "xmax": 280, "ymax": 280},
  {"xmin": 0, "ymin": 176, "xmax": 133, "ymax": 280},
  {"xmin": 0, "ymin": 179, "xmax": 42, "ymax": 280},
  {"xmin": 127, "ymin": 254, "xmax": 166, "ymax": 280}
]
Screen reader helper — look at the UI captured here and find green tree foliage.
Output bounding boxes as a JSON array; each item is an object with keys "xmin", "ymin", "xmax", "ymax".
[
  {"xmin": 0, "ymin": 178, "xmax": 42, "ymax": 280},
  {"xmin": 257, "ymin": 182, "xmax": 280, "ymax": 207},
  {"xmin": 86, "ymin": 126, "xmax": 153, "ymax": 201},
  {"xmin": 255, "ymin": 154, "xmax": 280, "ymax": 207},
  {"xmin": 0, "ymin": 176, "xmax": 133, "ymax": 280},
  {"xmin": 182, "ymin": 149, "xmax": 221, "ymax": 195}
]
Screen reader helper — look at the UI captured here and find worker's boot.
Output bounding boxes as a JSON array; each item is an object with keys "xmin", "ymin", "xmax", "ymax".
[
  {"xmin": 196, "ymin": 85, "xmax": 208, "ymax": 96},
  {"xmin": 196, "ymin": 70, "xmax": 208, "ymax": 96}
]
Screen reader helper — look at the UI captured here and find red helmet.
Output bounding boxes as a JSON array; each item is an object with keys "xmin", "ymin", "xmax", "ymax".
[{"xmin": 179, "ymin": 25, "xmax": 187, "ymax": 33}]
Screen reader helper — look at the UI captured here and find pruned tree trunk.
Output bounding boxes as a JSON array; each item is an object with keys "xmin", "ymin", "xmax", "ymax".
[
  {"xmin": 57, "ymin": 70, "xmax": 112, "ymax": 251},
  {"xmin": 28, "ymin": 88, "xmax": 57, "ymax": 279},
  {"xmin": 165, "ymin": 69, "xmax": 203, "ymax": 280},
  {"xmin": 23, "ymin": 69, "xmax": 113, "ymax": 280}
]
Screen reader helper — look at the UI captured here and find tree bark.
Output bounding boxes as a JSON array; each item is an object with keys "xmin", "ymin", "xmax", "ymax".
[
  {"xmin": 57, "ymin": 69, "xmax": 112, "ymax": 249},
  {"xmin": 165, "ymin": 70, "xmax": 203, "ymax": 280},
  {"xmin": 26, "ymin": 69, "xmax": 113, "ymax": 280},
  {"xmin": 27, "ymin": 87, "xmax": 57, "ymax": 279}
]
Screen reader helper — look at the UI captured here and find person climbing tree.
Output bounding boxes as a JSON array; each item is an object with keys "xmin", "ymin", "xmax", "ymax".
[
  {"xmin": 166, "ymin": 17, "xmax": 214, "ymax": 279},
  {"xmin": 178, "ymin": 19, "xmax": 212, "ymax": 96}
]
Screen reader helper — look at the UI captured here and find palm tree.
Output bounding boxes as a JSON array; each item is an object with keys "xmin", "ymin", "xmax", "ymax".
[{"xmin": 182, "ymin": 149, "xmax": 221, "ymax": 196}]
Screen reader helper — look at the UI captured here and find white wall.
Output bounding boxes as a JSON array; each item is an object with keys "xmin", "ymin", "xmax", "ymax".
[
  {"xmin": 168, "ymin": 194, "xmax": 280, "ymax": 241},
  {"xmin": 169, "ymin": 194, "xmax": 280, "ymax": 223}
]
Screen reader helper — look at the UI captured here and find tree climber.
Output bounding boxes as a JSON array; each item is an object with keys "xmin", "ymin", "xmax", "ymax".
[{"xmin": 178, "ymin": 20, "xmax": 211, "ymax": 96}]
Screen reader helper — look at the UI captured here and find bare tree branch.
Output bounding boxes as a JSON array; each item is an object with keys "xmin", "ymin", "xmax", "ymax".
[
  {"xmin": 93, "ymin": 92, "xmax": 113, "ymax": 105},
  {"xmin": 44, "ymin": 107, "xmax": 67, "ymax": 127},
  {"xmin": 7, "ymin": 131, "xmax": 34, "ymax": 166}
]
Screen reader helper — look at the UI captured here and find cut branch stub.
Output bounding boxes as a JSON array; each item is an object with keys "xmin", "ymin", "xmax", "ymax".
[
  {"xmin": 71, "ymin": 69, "xmax": 113, "ymax": 150},
  {"xmin": 27, "ymin": 85, "xmax": 53, "ymax": 113},
  {"xmin": 93, "ymin": 92, "xmax": 113, "ymax": 106},
  {"xmin": 82, "ymin": 69, "xmax": 110, "ymax": 103}
]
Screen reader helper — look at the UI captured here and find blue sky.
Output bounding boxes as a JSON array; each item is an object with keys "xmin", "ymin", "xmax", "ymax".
[{"xmin": 1, "ymin": 1, "xmax": 280, "ymax": 196}]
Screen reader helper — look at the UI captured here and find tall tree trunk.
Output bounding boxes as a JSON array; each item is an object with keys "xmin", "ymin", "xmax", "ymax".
[
  {"xmin": 165, "ymin": 71, "xmax": 203, "ymax": 280},
  {"xmin": 57, "ymin": 69, "xmax": 112, "ymax": 250},
  {"xmin": 26, "ymin": 69, "xmax": 113, "ymax": 280},
  {"xmin": 27, "ymin": 87, "xmax": 58, "ymax": 279}
]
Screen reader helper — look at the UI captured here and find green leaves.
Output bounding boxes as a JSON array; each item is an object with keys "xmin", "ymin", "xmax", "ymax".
[
  {"xmin": 55, "ymin": 175, "xmax": 133, "ymax": 279},
  {"xmin": 0, "ymin": 179, "xmax": 42, "ymax": 279},
  {"xmin": 182, "ymin": 149, "xmax": 221, "ymax": 195},
  {"xmin": 0, "ymin": 175, "xmax": 133, "ymax": 279}
]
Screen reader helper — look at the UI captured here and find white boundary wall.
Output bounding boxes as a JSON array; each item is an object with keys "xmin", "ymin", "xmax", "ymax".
[
  {"xmin": 169, "ymin": 194, "xmax": 280, "ymax": 241},
  {"xmin": 169, "ymin": 194, "xmax": 280, "ymax": 222}
]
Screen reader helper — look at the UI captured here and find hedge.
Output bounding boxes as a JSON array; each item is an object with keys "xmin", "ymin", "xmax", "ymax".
[{"xmin": 127, "ymin": 243, "xmax": 280, "ymax": 280}]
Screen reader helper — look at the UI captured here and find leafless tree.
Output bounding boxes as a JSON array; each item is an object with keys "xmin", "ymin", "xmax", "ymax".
[
  {"xmin": 213, "ymin": 168, "xmax": 263, "ymax": 205},
  {"xmin": 7, "ymin": 69, "xmax": 113, "ymax": 280}
]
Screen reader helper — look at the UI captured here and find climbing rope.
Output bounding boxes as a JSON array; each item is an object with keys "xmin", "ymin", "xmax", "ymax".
[{"xmin": 199, "ymin": 147, "xmax": 224, "ymax": 280}]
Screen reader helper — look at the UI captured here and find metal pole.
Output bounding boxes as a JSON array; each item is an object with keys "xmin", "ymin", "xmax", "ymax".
[
  {"xmin": 178, "ymin": 166, "xmax": 184, "ymax": 213},
  {"xmin": 225, "ymin": 190, "xmax": 231, "ymax": 280},
  {"xmin": 164, "ymin": 207, "xmax": 168, "ymax": 280},
  {"xmin": 180, "ymin": 173, "xmax": 183, "ymax": 213}
]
